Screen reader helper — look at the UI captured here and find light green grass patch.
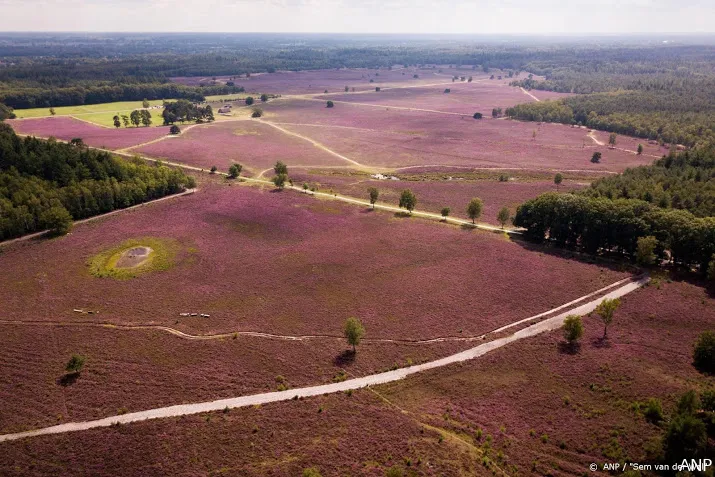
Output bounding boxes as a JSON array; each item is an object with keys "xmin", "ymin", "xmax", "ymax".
[
  {"xmin": 88, "ymin": 237, "xmax": 180, "ymax": 279},
  {"xmin": 13, "ymin": 100, "xmax": 167, "ymax": 119}
]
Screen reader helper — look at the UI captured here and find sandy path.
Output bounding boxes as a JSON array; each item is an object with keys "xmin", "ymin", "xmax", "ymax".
[
  {"xmin": 0, "ymin": 276, "xmax": 648, "ymax": 443},
  {"xmin": 520, "ymin": 87, "xmax": 541, "ymax": 102}
]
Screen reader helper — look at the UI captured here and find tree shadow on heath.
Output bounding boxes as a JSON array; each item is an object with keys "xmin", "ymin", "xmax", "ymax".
[
  {"xmin": 57, "ymin": 372, "xmax": 80, "ymax": 387},
  {"xmin": 393, "ymin": 211, "xmax": 411, "ymax": 218},
  {"xmin": 333, "ymin": 349, "xmax": 356, "ymax": 367},
  {"xmin": 557, "ymin": 341, "xmax": 581, "ymax": 355},
  {"xmin": 591, "ymin": 336, "xmax": 612, "ymax": 349}
]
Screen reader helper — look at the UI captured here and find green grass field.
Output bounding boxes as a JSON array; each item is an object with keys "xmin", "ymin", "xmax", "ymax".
[{"xmin": 13, "ymin": 100, "xmax": 167, "ymax": 126}]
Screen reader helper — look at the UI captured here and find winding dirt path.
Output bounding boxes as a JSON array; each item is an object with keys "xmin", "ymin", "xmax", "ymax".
[{"xmin": 0, "ymin": 275, "xmax": 648, "ymax": 443}]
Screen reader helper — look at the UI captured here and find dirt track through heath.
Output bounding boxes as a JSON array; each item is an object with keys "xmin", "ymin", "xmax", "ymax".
[{"xmin": 0, "ymin": 275, "xmax": 648, "ymax": 443}]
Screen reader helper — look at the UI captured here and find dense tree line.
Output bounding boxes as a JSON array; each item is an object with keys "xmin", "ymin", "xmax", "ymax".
[
  {"xmin": 162, "ymin": 100, "xmax": 214, "ymax": 125},
  {"xmin": 514, "ymin": 148, "xmax": 715, "ymax": 273},
  {"xmin": 582, "ymin": 148, "xmax": 715, "ymax": 217},
  {"xmin": 0, "ymin": 124, "xmax": 195, "ymax": 240},
  {"xmin": 505, "ymin": 90, "xmax": 715, "ymax": 147},
  {"xmin": 0, "ymin": 83, "xmax": 244, "ymax": 110}
]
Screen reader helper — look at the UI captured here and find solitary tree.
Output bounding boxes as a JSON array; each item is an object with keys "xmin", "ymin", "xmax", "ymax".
[
  {"xmin": 608, "ymin": 133, "xmax": 617, "ymax": 148},
  {"xmin": 344, "ymin": 317, "xmax": 365, "ymax": 353},
  {"xmin": 562, "ymin": 315, "xmax": 584, "ymax": 347},
  {"xmin": 121, "ymin": 115, "xmax": 130, "ymax": 128},
  {"xmin": 65, "ymin": 354, "xmax": 86, "ymax": 374},
  {"xmin": 169, "ymin": 125, "xmax": 181, "ymax": 135},
  {"xmin": 344, "ymin": 86, "xmax": 349, "ymax": 92},
  {"xmin": 41, "ymin": 206, "xmax": 73, "ymax": 236},
  {"xmin": 473, "ymin": 112, "xmax": 483, "ymax": 119},
  {"xmin": 260, "ymin": 94, "xmax": 268, "ymax": 103},
  {"xmin": 595, "ymin": 298, "xmax": 621, "ymax": 339},
  {"xmin": 228, "ymin": 163, "xmax": 243, "ymax": 179},
  {"xmin": 466, "ymin": 197, "xmax": 483, "ymax": 224},
  {"xmin": 444, "ymin": 88, "xmax": 451, "ymax": 93},
  {"xmin": 251, "ymin": 107, "xmax": 263, "ymax": 118},
  {"xmin": 375, "ymin": 87, "xmax": 381, "ymax": 92},
  {"xmin": 210, "ymin": 165, "xmax": 218, "ymax": 174},
  {"xmin": 497, "ymin": 207, "xmax": 510, "ymax": 228},
  {"xmin": 273, "ymin": 173, "xmax": 287, "ymax": 189},
  {"xmin": 274, "ymin": 161, "xmax": 288, "ymax": 175},
  {"xmin": 532, "ymin": 130, "xmax": 537, "ymax": 141},
  {"xmin": 554, "ymin": 173, "xmax": 563, "ymax": 191},
  {"xmin": 398, "ymin": 189, "xmax": 417, "ymax": 214},
  {"xmin": 243, "ymin": 96, "xmax": 254, "ymax": 106},
  {"xmin": 441, "ymin": 207, "xmax": 451, "ymax": 220},
  {"xmin": 591, "ymin": 151, "xmax": 602, "ymax": 163},
  {"xmin": 367, "ymin": 187, "xmax": 379, "ymax": 209},
  {"xmin": 142, "ymin": 98, "xmax": 150, "ymax": 108},
  {"xmin": 326, "ymin": 100, "xmax": 334, "ymax": 108},
  {"xmin": 49, "ymin": 107, "xmax": 56, "ymax": 116},
  {"xmin": 636, "ymin": 235, "xmax": 658, "ymax": 266},
  {"xmin": 637, "ymin": 144, "xmax": 644, "ymax": 155},
  {"xmin": 112, "ymin": 115, "xmax": 121, "ymax": 128}
]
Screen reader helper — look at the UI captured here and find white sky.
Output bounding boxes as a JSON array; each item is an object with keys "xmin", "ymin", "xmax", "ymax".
[{"xmin": 0, "ymin": 0, "xmax": 713, "ymax": 34}]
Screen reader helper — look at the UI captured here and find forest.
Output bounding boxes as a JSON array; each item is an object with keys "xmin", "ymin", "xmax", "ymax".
[
  {"xmin": 162, "ymin": 100, "xmax": 215, "ymax": 125},
  {"xmin": 514, "ymin": 147, "xmax": 715, "ymax": 274},
  {"xmin": 0, "ymin": 123, "xmax": 195, "ymax": 240}
]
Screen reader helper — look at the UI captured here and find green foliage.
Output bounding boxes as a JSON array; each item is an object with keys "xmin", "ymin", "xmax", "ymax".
[
  {"xmin": 210, "ymin": 165, "xmax": 217, "ymax": 174},
  {"xmin": 636, "ymin": 235, "xmax": 658, "ymax": 266},
  {"xmin": 162, "ymin": 100, "xmax": 213, "ymax": 125},
  {"xmin": 274, "ymin": 161, "xmax": 288, "ymax": 175},
  {"xmin": 709, "ymin": 255, "xmax": 715, "ymax": 281},
  {"xmin": 245, "ymin": 96, "xmax": 254, "ymax": 105},
  {"xmin": 584, "ymin": 148, "xmax": 715, "ymax": 217},
  {"xmin": 473, "ymin": 112, "xmax": 482, "ymax": 119},
  {"xmin": 513, "ymin": 191, "xmax": 715, "ymax": 273},
  {"xmin": 554, "ymin": 173, "xmax": 563, "ymax": 188},
  {"xmin": 302, "ymin": 468, "xmax": 322, "ymax": 477},
  {"xmin": 562, "ymin": 315, "xmax": 584, "ymax": 344},
  {"xmin": 142, "ymin": 98, "xmax": 149, "ymax": 108},
  {"xmin": 326, "ymin": 100, "xmax": 334, "ymax": 108},
  {"xmin": 87, "ymin": 237, "xmax": 179, "ymax": 280},
  {"xmin": 228, "ymin": 163, "xmax": 242, "ymax": 179},
  {"xmin": 595, "ymin": 298, "xmax": 621, "ymax": 339},
  {"xmin": 367, "ymin": 187, "xmax": 379, "ymax": 208},
  {"xmin": 0, "ymin": 125, "xmax": 193, "ymax": 241},
  {"xmin": 608, "ymin": 132, "xmax": 618, "ymax": 147},
  {"xmin": 497, "ymin": 207, "xmax": 510, "ymax": 228},
  {"xmin": 466, "ymin": 197, "xmax": 483, "ymax": 223},
  {"xmin": 642, "ymin": 398, "xmax": 664, "ymax": 424},
  {"xmin": 441, "ymin": 206, "xmax": 451, "ymax": 218},
  {"xmin": 693, "ymin": 331, "xmax": 715, "ymax": 374},
  {"xmin": 260, "ymin": 94, "xmax": 268, "ymax": 102},
  {"xmin": 112, "ymin": 115, "xmax": 121, "ymax": 128},
  {"xmin": 251, "ymin": 107, "xmax": 263, "ymax": 118},
  {"xmin": 0, "ymin": 102, "xmax": 15, "ymax": 120},
  {"xmin": 663, "ymin": 409, "xmax": 708, "ymax": 463},
  {"xmin": 65, "ymin": 354, "xmax": 85, "ymax": 373},
  {"xmin": 591, "ymin": 151, "xmax": 602, "ymax": 163},
  {"xmin": 344, "ymin": 317, "xmax": 365, "ymax": 352},
  {"xmin": 637, "ymin": 143, "xmax": 643, "ymax": 155},
  {"xmin": 385, "ymin": 467, "xmax": 403, "ymax": 477},
  {"xmin": 169, "ymin": 125, "xmax": 180, "ymax": 135},
  {"xmin": 398, "ymin": 189, "xmax": 417, "ymax": 213},
  {"xmin": 40, "ymin": 206, "xmax": 73, "ymax": 236},
  {"xmin": 272, "ymin": 173, "xmax": 287, "ymax": 189},
  {"xmin": 491, "ymin": 107, "xmax": 502, "ymax": 118}
]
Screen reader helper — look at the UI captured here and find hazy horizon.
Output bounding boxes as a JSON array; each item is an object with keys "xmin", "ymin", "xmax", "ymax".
[{"xmin": 1, "ymin": 0, "xmax": 713, "ymax": 34}]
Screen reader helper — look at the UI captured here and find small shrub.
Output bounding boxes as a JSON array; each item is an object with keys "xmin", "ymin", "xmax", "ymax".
[
  {"xmin": 642, "ymin": 398, "xmax": 664, "ymax": 424},
  {"xmin": 302, "ymin": 468, "xmax": 322, "ymax": 477},
  {"xmin": 65, "ymin": 354, "xmax": 85, "ymax": 374},
  {"xmin": 693, "ymin": 331, "xmax": 714, "ymax": 374},
  {"xmin": 210, "ymin": 165, "xmax": 217, "ymax": 174},
  {"xmin": 326, "ymin": 100, "xmax": 334, "ymax": 108},
  {"xmin": 385, "ymin": 466, "xmax": 403, "ymax": 477},
  {"xmin": 540, "ymin": 434, "xmax": 549, "ymax": 443}
]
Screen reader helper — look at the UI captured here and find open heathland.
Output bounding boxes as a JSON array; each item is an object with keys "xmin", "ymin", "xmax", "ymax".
[
  {"xmin": 0, "ymin": 180, "xmax": 630, "ymax": 340},
  {"xmin": 133, "ymin": 119, "xmax": 346, "ymax": 175},
  {"xmin": 1, "ymin": 278, "xmax": 711, "ymax": 476},
  {"xmin": 314, "ymin": 81, "xmax": 570, "ymax": 115},
  {"xmin": 259, "ymin": 101, "xmax": 661, "ymax": 171},
  {"xmin": 7, "ymin": 117, "xmax": 175, "ymax": 150},
  {"xmin": 0, "ymin": 323, "xmax": 457, "ymax": 434}
]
